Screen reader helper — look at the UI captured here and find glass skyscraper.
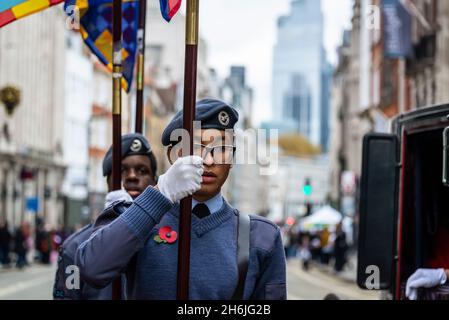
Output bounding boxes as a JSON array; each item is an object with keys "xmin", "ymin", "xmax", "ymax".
[{"xmin": 272, "ymin": 0, "xmax": 331, "ymax": 152}]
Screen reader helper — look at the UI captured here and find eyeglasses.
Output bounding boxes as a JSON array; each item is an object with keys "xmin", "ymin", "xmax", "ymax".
[{"xmin": 193, "ymin": 143, "xmax": 235, "ymax": 164}]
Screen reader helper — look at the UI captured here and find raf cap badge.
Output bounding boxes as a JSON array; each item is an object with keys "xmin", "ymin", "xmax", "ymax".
[
  {"xmin": 130, "ymin": 139, "xmax": 142, "ymax": 152},
  {"xmin": 218, "ymin": 111, "xmax": 230, "ymax": 126}
]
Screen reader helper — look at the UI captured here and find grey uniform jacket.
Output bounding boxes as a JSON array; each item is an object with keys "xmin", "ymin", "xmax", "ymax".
[
  {"xmin": 74, "ymin": 187, "xmax": 287, "ymax": 299},
  {"xmin": 53, "ymin": 204, "xmax": 128, "ymax": 300}
]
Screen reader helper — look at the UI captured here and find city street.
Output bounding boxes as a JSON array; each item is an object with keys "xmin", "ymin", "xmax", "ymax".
[
  {"xmin": 3, "ymin": 0, "xmax": 449, "ymax": 304},
  {"xmin": 0, "ymin": 260, "xmax": 378, "ymax": 300},
  {"xmin": 0, "ymin": 264, "xmax": 55, "ymax": 300},
  {"xmin": 286, "ymin": 260, "xmax": 378, "ymax": 300}
]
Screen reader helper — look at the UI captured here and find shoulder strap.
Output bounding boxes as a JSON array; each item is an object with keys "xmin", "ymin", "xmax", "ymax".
[{"xmin": 232, "ymin": 211, "xmax": 250, "ymax": 300}]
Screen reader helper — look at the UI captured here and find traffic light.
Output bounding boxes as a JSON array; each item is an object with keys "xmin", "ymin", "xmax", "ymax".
[{"xmin": 303, "ymin": 178, "xmax": 312, "ymax": 196}]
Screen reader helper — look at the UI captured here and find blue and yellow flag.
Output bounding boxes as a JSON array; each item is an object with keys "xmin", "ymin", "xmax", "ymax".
[{"xmin": 64, "ymin": 0, "xmax": 138, "ymax": 92}]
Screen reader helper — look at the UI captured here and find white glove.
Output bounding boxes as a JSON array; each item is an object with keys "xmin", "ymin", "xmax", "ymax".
[
  {"xmin": 157, "ymin": 155, "xmax": 204, "ymax": 203},
  {"xmin": 406, "ymin": 268, "xmax": 447, "ymax": 300},
  {"xmin": 104, "ymin": 189, "xmax": 133, "ymax": 209}
]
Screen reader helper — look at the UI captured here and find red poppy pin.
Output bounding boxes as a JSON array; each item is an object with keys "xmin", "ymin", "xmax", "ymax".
[{"xmin": 154, "ymin": 226, "xmax": 178, "ymax": 244}]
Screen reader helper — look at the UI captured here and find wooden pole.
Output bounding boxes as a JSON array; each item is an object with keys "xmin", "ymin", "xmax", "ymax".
[
  {"xmin": 177, "ymin": 0, "xmax": 199, "ymax": 300},
  {"xmin": 135, "ymin": 0, "xmax": 146, "ymax": 134},
  {"xmin": 112, "ymin": 0, "xmax": 123, "ymax": 300}
]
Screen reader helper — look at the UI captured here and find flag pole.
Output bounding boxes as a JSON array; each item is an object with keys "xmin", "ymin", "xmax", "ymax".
[
  {"xmin": 177, "ymin": 0, "xmax": 199, "ymax": 300},
  {"xmin": 112, "ymin": 0, "xmax": 123, "ymax": 300},
  {"xmin": 135, "ymin": 0, "xmax": 147, "ymax": 133}
]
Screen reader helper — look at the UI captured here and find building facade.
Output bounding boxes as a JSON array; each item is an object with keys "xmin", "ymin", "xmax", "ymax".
[
  {"xmin": 329, "ymin": 0, "xmax": 372, "ymax": 223},
  {"xmin": 62, "ymin": 32, "xmax": 93, "ymax": 228},
  {"xmin": 87, "ymin": 57, "xmax": 132, "ymax": 223},
  {"xmin": 0, "ymin": 6, "xmax": 67, "ymax": 231},
  {"xmin": 329, "ymin": 0, "xmax": 449, "ymax": 244}
]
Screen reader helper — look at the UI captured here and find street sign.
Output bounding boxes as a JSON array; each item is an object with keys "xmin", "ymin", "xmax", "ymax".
[
  {"xmin": 26, "ymin": 197, "xmax": 39, "ymax": 213},
  {"xmin": 341, "ymin": 171, "xmax": 356, "ymax": 196},
  {"xmin": 382, "ymin": 0, "xmax": 413, "ymax": 58}
]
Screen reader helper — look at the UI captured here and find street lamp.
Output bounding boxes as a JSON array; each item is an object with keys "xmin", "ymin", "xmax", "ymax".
[
  {"xmin": 1, "ymin": 85, "xmax": 21, "ymax": 145},
  {"xmin": 0, "ymin": 85, "xmax": 21, "ymax": 116}
]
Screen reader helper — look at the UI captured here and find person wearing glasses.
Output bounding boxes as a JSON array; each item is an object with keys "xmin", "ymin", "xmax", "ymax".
[{"xmin": 74, "ymin": 98, "xmax": 287, "ymax": 300}]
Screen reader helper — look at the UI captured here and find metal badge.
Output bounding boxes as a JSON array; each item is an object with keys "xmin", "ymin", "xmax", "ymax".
[
  {"xmin": 130, "ymin": 139, "xmax": 142, "ymax": 152},
  {"xmin": 218, "ymin": 111, "xmax": 230, "ymax": 126}
]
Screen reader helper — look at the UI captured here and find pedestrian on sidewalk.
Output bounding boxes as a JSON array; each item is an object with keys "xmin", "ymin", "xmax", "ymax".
[
  {"xmin": 50, "ymin": 226, "xmax": 64, "ymax": 264},
  {"xmin": 14, "ymin": 222, "xmax": 30, "ymax": 269},
  {"xmin": 0, "ymin": 219, "xmax": 12, "ymax": 267},
  {"xmin": 333, "ymin": 222, "xmax": 348, "ymax": 273},
  {"xmin": 36, "ymin": 221, "xmax": 52, "ymax": 264},
  {"xmin": 320, "ymin": 227, "xmax": 331, "ymax": 265},
  {"xmin": 285, "ymin": 224, "xmax": 298, "ymax": 259},
  {"xmin": 299, "ymin": 233, "xmax": 312, "ymax": 271},
  {"xmin": 310, "ymin": 231, "xmax": 322, "ymax": 262},
  {"xmin": 281, "ymin": 224, "xmax": 290, "ymax": 258}
]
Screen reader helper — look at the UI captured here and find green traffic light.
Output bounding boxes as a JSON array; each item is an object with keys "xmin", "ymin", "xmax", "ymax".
[{"xmin": 303, "ymin": 185, "xmax": 312, "ymax": 196}]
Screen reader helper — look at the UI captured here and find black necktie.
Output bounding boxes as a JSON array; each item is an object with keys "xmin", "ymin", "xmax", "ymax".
[{"xmin": 192, "ymin": 203, "xmax": 211, "ymax": 219}]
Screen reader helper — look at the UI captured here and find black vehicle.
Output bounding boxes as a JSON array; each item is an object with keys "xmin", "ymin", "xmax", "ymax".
[{"xmin": 357, "ymin": 104, "xmax": 449, "ymax": 300}]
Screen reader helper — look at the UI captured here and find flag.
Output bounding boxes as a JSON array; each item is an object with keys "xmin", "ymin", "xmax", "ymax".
[
  {"xmin": 159, "ymin": 0, "xmax": 181, "ymax": 22},
  {"xmin": 0, "ymin": 0, "xmax": 64, "ymax": 28},
  {"xmin": 64, "ymin": 0, "xmax": 139, "ymax": 92}
]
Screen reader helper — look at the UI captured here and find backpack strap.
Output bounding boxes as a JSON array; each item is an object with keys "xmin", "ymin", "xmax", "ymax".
[{"xmin": 232, "ymin": 210, "xmax": 250, "ymax": 300}]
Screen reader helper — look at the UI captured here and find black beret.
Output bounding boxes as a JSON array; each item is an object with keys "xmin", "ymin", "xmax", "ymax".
[
  {"xmin": 161, "ymin": 98, "xmax": 239, "ymax": 146},
  {"xmin": 102, "ymin": 133, "xmax": 153, "ymax": 177}
]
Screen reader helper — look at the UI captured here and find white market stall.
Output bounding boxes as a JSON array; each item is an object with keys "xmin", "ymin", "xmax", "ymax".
[{"xmin": 300, "ymin": 205, "xmax": 353, "ymax": 244}]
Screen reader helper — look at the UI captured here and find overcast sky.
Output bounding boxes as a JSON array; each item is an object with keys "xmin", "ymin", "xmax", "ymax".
[{"xmin": 187, "ymin": 0, "xmax": 354, "ymax": 126}]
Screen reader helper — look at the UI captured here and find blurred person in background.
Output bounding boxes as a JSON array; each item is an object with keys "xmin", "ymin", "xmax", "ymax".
[
  {"xmin": 333, "ymin": 222, "xmax": 348, "ymax": 273},
  {"xmin": 299, "ymin": 233, "xmax": 312, "ymax": 271},
  {"xmin": 320, "ymin": 227, "xmax": 331, "ymax": 265},
  {"xmin": 14, "ymin": 222, "xmax": 30, "ymax": 269},
  {"xmin": 50, "ymin": 226, "xmax": 64, "ymax": 264},
  {"xmin": 0, "ymin": 220, "xmax": 12, "ymax": 268},
  {"xmin": 281, "ymin": 224, "xmax": 291, "ymax": 258},
  {"xmin": 286, "ymin": 224, "xmax": 298, "ymax": 259},
  {"xmin": 35, "ymin": 221, "xmax": 52, "ymax": 264},
  {"xmin": 310, "ymin": 231, "xmax": 322, "ymax": 262}
]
